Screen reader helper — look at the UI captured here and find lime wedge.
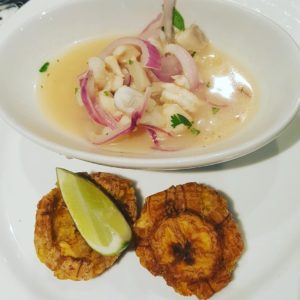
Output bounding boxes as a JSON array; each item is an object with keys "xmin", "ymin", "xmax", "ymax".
[{"xmin": 56, "ymin": 168, "xmax": 132, "ymax": 256}]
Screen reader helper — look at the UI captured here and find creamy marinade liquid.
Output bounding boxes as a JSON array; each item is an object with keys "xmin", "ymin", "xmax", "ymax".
[{"xmin": 38, "ymin": 38, "xmax": 258, "ymax": 153}]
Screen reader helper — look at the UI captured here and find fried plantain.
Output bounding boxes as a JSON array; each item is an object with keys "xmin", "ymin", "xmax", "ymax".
[
  {"xmin": 34, "ymin": 172, "xmax": 137, "ymax": 280},
  {"xmin": 134, "ymin": 183, "xmax": 244, "ymax": 299}
]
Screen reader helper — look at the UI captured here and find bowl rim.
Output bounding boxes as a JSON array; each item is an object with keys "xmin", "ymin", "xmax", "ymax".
[{"xmin": 0, "ymin": 0, "xmax": 299, "ymax": 170}]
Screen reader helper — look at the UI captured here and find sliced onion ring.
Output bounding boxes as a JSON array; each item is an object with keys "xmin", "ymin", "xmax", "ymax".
[
  {"xmin": 139, "ymin": 123, "xmax": 173, "ymax": 136},
  {"xmin": 152, "ymin": 54, "xmax": 182, "ymax": 82},
  {"xmin": 164, "ymin": 43, "xmax": 201, "ymax": 91},
  {"xmin": 89, "ymin": 88, "xmax": 152, "ymax": 144},
  {"xmin": 140, "ymin": 13, "xmax": 163, "ymax": 40},
  {"xmin": 140, "ymin": 124, "xmax": 177, "ymax": 151},
  {"xmin": 99, "ymin": 37, "xmax": 161, "ymax": 70},
  {"xmin": 146, "ymin": 69, "xmax": 160, "ymax": 82},
  {"xmin": 79, "ymin": 72, "xmax": 118, "ymax": 129},
  {"xmin": 145, "ymin": 127, "xmax": 160, "ymax": 147},
  {"xmin": 89, "ymin": 112, "xmax": 139, "ymax": 145},
  {"xmin": 123, "ymin": 71, "xmax": 132, "ymax": 86},
  {"xmin": 143, "ymin": 126, "xmax": 177, "ymax": 151}
]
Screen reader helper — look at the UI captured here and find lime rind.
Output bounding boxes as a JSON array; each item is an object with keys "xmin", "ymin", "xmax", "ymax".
[{"xmin": 56, "ymin": 168, "xmax": 132, "ymax": 256}]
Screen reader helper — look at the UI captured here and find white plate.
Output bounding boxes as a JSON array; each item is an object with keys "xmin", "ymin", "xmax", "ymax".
[{"xmin": 0, "ymin": 0, "xmax": 300, "ymax": 299}]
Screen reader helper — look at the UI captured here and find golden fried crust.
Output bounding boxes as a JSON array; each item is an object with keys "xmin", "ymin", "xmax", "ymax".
[
  {"xmin": 134, "ymin": 183, "xmax": 244, "ymax": 300},
  {"xmin": 34, "ymin": 172, "xmax": 137, "ymax": 280}
]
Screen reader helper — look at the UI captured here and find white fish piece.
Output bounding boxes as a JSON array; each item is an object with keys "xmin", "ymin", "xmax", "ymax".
[
  {"xmin": 151, "ymin": 82, "xmax": 164, "ymax": 96},
  {"xmin": 101, "ymin": 126, "xmax": 112, "ymax": 135},
  {"xmin": 119, "ymin": 115, "xmax": 131, "ymax": 126},
  {"xmin": 160, "ymin": 83, "xmax": 200, "ymax": 113},
  {"xmin": 113, "ymin": 45, "xmax": 140, "ymax": 64},
  {"xmin": 146, "ymin": 98, "xmax": 157, "ymax": 113},
  {"xmin": 127, "ymin": 60, "xmax": 151, "ymax": 92},
  {"xmin": 163, "ymin": 103, "xmax": 192, "ymax": 134},
  {"xmin": 141, "ymin": 106, "xmax": 166, "ymax": 128},
  {"xmin": 98, "ymin": 91, "xmax": 122, "ymax": 119},
  {"xmin": 86, "ymin": 76, "xmax": 97, "ymax": 98},
  {"xmin": 104, "ymin": 74, "xmax": 124, "ymax": 92},
  {"xmin": 104, "ymin": 55, "xmax": 124, "ymax": 77},
  {"xmin": 114, "ymin": 86, "xmax": 144, "ymax": 114},
  {"xmin": 175, "ymin": 24, "xmax": 208, "ymax": 52},
  {"xmin": 172, "ymin": 75, "xmax": 190, "ymax": 89},
  {"xmin": 88, "ymin": 57, "xmax": 106, "ymax": 87}
]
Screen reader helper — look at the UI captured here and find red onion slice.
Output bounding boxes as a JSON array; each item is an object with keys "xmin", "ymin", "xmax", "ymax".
[
  {"xmin": 143, "ymin": 126, "xmax": 177, "ymax": 151},
  {"xmin": 140, "ymin": 124, "xmax": 177, "ymax": 151},
  {"xmin": 163, "ymin": 0, "xmax": 176, "ymax": 42},
  {"xmin": 146, "ymin": 69, "xmax": 160, "ymax": 82},
  {"xmin": 152, "ymin": 54, "xmax": 182, "ymax": 82},
  {"xmin": 164, "ymin": 43, "xmax": 200, "ymax": 90},
  {"xmin": 139, "ymin": 123, "xmax": 173, "ymax": 137},
  {"xmin": 123, "ymin": 71, "xmax": 132, "ymax": 86},
  {"xmin": 89, "ymin": 111, "xmax": 139, "ymax": 145},
  {"xmin": 89, "ymin": 88, "xmax": 152, "ymax": 145},
  {"xmin": 140, "ymin": 13, "xmax": 163, "ymax": 40},
  {"xmin": 145, "ymin": 127, "xmax": 159, "ymax": 146},
  {"xmin": 79, "ymin": 72, "xmax": 118, "ymax": 129},
  {"xmin": 94, "ymin": 103, "xmax": 119, "ymax": 129},
  {"xmin": 99, "ymin": 37, "xmax": 161, "ymax": 70}
]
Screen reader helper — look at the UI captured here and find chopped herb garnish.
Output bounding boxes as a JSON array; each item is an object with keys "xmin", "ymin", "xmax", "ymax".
[
  {"xmin": 161, "ymin": 26, "xmax": 165, "ymax": 32},
  {"xmin": 206, "ymin": 81, "xmax": 211, "ymax": 88},
  {"xmin": 171, "ymin": 113, "xmax": 192, "ymax": 128},
  {"xmin": 191, "ymin": 51, "xmax": 196, "ymax": 57},
  {"xmin": 128, "ymin": 59, "xmax": 134, "ymax": 65},
  {"xmin": 171, "ymin": 114, "xmax": 200, "ymax": 136},
  {"xmin": 172, "ymin": 8, "xmax": 185, "ymax": 31},
  {"xmin": 104, "ymin": 90, "xmax": 110, "ymax": 96},
  {"xmin": 212, "ymin": 107, "xmax": 220, "ymax": 114},
  {"xmin": 190, "ymin": 127, "xmax": 201, "ymax": 136},
  {"xmin": 75, "ymin": 87, "xmax": 78, "ymax": 94},
  {"xmin": 39, "ymin": 62, "xmax": 50, "ymax": 73}
]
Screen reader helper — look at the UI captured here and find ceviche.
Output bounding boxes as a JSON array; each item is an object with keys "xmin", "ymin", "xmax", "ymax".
[{"xmin": 39, "ymin": 0, "xmax": 257, "ymax": 152}]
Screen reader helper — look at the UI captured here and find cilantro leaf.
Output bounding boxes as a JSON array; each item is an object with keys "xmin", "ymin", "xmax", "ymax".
[
  {"xmin": 171, "ymin": 114, "xmax": 200, "ymax": 136},
  {"xmin": 212, "ymin": 107, "xmax": 220, "ymax": 114},
  {"xmin": 172, "ymin": 8, "xmax": 185, "ymax": 31},
  {"xmin": 190, "ymin": 127, "xmax": 200, "ymax": 136},
  {"xmin": 39, "ymin": 62, "xmax": 50, "ymax": 73},
  {"xmin": 171, "ymin": 114, "xmax": 192, "ymax": 128}
]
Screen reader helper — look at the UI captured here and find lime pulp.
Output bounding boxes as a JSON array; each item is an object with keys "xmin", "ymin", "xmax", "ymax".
[{"xmin": 56, "ymin": 168, "xmax": 132, "ymax": 256}]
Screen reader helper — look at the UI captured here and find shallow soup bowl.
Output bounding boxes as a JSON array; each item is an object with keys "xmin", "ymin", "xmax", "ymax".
[{"xmin": 0, "ymin": 0, "xmax": 299, "ymax": 169}]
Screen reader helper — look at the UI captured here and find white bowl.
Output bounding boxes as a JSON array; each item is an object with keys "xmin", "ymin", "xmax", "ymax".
[{"xmin": 0, "ymin": 0, "xmax": 299, "ymax": 169}]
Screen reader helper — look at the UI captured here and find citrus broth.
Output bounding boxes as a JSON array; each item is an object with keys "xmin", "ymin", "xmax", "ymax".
[{"xmin": 39, "ymin": 38, "xmax": 258, "ymax": 153}]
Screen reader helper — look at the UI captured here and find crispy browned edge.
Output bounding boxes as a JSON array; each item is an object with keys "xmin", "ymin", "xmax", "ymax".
[
  {"xmin": 34, "ymin": 172, "xmax": 137, "ymax": 280},
  {"xmin": 134, "ymin": 183, "xmax": 244, "ymax": 299}
]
